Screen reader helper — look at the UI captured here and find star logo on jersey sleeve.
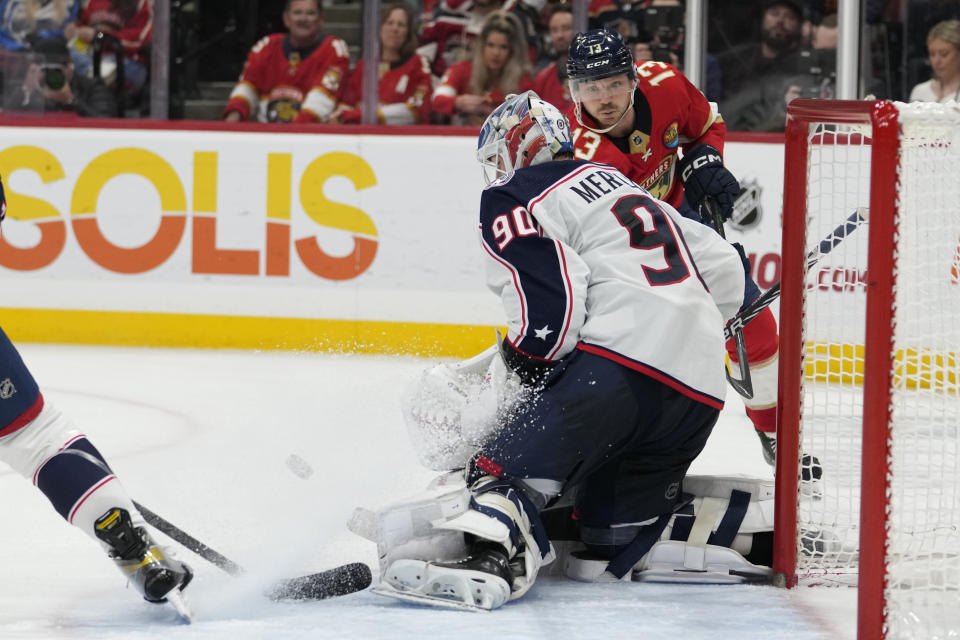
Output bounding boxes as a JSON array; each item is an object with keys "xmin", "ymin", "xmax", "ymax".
[{"xmin": 534, "ymin": 325, "xmax": 554, "ymax": 341}]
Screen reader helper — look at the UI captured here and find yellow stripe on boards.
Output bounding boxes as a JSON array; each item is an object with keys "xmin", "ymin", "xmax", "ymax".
[
  {"xmin": 0, "ymin": 308, "xmax": 501, "ymax": 358},
  {"xmin": 803, "ymin": 342, "xmax": 960, "ymax": 392}
]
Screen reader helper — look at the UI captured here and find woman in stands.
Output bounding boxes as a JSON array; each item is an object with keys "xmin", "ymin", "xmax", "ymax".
[
  {"xmin": 910, "ymin": 19, "xmax": 960, "ymax": 103},
  {"xmin": 328, "ymin": 2, "xmax": 432, "ymax": 125},
  {"xmin": 0, "ymin": 0, "xmax": 79, "ymax": 50},
  {"xmin": 430, "ymin": 11, "xmax": 534, "ymax": 126}
]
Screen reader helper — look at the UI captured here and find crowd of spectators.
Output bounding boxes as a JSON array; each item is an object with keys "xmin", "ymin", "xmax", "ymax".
[
  {"xmin": 213, "ymin": 0, "xmax": 843, "ymax": 131},
  {"xmin": 0, "ymin": 0, "xmax": 152, "ymax": 117},
  {"xmin": 1, "ymin": 0, "xmax": 958, "ymax": 131}
]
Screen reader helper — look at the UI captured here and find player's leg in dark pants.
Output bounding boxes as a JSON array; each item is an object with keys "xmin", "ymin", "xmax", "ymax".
[
  {"xmin": 574, "ymin": 391, "xmax": 719, "ymax": 553},
  {"xmin": 474, "ymin": 349, "xmax": 720, "ymax": 516}
]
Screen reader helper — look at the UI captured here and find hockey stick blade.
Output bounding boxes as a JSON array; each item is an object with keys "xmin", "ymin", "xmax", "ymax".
[
  {"xmin": 266, "ymin": 562, "xmax": 373, "ymax": 601},
  {"xmin": 132, "ymin": 500, "xmax": 372, "ymax": 601}
]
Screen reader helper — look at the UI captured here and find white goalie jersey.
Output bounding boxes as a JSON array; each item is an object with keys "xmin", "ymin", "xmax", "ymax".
[{"xmin": 479, "ymin": 159, "xmax": 745, "ymax": 407}]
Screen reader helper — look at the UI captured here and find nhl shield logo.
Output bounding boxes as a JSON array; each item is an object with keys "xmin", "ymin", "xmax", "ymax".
[
  {"xmin": 628, "ymin": 130, "xmax": 651, "ymax": 160},
  {"xmin": 0, "ymin": 377, "xmax": 16, "ymax": 400}
]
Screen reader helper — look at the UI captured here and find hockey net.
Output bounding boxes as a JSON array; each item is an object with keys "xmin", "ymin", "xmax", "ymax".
[{"xmin": 773, "ymin": 100, "xmax": 960, "ymax": 640}]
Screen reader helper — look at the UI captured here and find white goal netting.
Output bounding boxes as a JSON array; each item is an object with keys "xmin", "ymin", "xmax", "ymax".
[{"xmin": 791, "ymin": 101, "xmax": 960, "ymax": 640}]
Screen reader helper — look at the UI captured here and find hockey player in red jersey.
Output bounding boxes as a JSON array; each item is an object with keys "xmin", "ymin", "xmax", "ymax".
[
  {"xmin": 329, "ymin": 2, "xmax": 433, "ymax": 125},
  {"xmin": 0, "ymin": 174, "xmax": 193, "ymax": 618},
  {"xmin": 223, "ymin": 0, "xmax": 350, "ymax": 124},
  {"xmin": 565, "ymin": 29, "xmax": 782, "ymax": 465}
]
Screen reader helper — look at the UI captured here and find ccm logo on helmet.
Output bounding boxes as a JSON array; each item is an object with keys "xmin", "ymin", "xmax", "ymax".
[
  {"xmin": 681, "ymin": 152, "xmax": 722, "ymax": 181},
  {"xmin": 585, "ymin": 60, "xmax": 610, "ymax": 69}
]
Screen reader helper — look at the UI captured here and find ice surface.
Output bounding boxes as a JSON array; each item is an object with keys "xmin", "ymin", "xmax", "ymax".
[{"xmin": 0, "ymin": 345, "xmax": 856, "ymax": 639}]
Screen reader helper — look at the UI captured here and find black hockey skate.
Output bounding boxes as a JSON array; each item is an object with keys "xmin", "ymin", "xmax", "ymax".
[
  {"xmin": 94, "ymin": 507, "xmax": 193, "ymax": 617},
  {"xmin": 376, "ymin": 541, "xmax": 515, "ymax": 611},
  {"xmin": 756, "ymin": 429, "xmax": 823, "ymax": 488}
]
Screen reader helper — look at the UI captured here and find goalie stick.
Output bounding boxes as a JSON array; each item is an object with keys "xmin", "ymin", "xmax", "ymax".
[
  {"xmin": 723, "ymin": 207, "xmax": 869, "ymax": 342},
  {"xmin": 132, "ymin": 500, "xmax": 372, "ymax": 601}
]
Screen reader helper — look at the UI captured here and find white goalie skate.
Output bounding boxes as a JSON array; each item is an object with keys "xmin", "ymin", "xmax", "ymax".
[{"xmin": 376, "ymin": 543, "xmax": 513, "ymax": 612}]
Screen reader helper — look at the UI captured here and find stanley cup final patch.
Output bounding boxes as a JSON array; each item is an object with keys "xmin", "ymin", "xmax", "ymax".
[{"xmin": 0, "ymin": 378, "xmax": 16, "ymax": 400}]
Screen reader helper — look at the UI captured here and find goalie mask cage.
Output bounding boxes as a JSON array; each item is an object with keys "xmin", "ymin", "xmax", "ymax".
[{"xmin": 773, "ymin": 99, "xmax": 960, "ymax": 640}]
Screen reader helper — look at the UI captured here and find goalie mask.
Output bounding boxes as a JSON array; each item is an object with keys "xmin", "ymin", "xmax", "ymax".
[{"xmin": 477, "ymin": 91, "xmax": 574, "ymax": 185}]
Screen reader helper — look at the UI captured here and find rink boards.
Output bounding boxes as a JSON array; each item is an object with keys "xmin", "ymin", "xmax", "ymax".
[{"xmin": 0, "ymin": 121, "xmax": 787, "ymax": 355}]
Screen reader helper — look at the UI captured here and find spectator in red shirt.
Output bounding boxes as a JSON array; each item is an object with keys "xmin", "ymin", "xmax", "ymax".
[
  {"xmin": 222, "ymin": 0, "xmax": 350, "ymax": 123},
  {"xmin": 532, "ymin": 3, "xmax": 572, "ymax": 110},
  {"xmin": 430, "ymin": 10, "xmax": 533, "ymax": 125},
  {"xmin": 417, "ymin": 0, "xmax": 503, "ymax": 76},
  {"xmin": 64, "ymin": 0, "xmax": 151, "ymax": 92},
  {"xmin": 329, "ymin": 2, "xmax": 432, "ymax": 125}
]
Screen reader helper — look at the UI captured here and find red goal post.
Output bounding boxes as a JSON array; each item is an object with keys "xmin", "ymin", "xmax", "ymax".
[{"xmin": 773, "ymin": 99, "xmax": 960, "ymax": 640}]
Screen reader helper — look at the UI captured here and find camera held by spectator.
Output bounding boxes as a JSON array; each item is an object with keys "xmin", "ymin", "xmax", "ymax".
[
  {"xmin": 2, "ymin": 35, "xmax": 116, "ymax": 117},
  {"xmin": 643, "ymin": 4, "xmax": 683, "ymax": 64},
  {"xmin": 39, "ymin": 60, "xmax": 68, "ymax": 90}
]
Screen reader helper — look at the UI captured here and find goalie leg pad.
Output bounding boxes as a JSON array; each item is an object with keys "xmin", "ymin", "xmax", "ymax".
[
  {"xmin": 437, "ymin": 476, "xmax": 553, "ymax": 599},
  {"xmin": 633, "ymin": 540, "xmax": 773, "ymax": 584},
  {"xmin": 378, "ymin": 475, "xmax": 552, "ymax": 609},
  {"xmin": 347, "ymin": 471, "xmax": 473, "ymax": 577},
  {"xmin": 562, "ymin": 475, "xmax": 776, "ymax": 583}
]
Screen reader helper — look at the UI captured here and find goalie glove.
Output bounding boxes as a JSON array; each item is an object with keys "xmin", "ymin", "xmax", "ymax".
[{"xmin": 678, "ymin": 144, "xmax": 740, "ymax": 224}]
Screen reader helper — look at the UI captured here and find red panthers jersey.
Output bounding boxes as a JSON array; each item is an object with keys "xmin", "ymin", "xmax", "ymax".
[
  {"xmin": 564, "ymin": 60, "xmax": 726, "ymax": 211},
  {"xmin": 533, "ymin": 61, "xmax": 572, "ymax": 112},
  {"xmin": 224, "ymin": 33, "xmax": 350, "ymax": 123},
  {"xmin": 80, "ymin": 0, "xmax": 152, "ymax": 62},
  {"xmin": 432, "ymin": 60, "xmax": 535, "ymax": 126},
  {"xmin": 337, "ymin": 54, "xmax": 433, "ymax": 125}
]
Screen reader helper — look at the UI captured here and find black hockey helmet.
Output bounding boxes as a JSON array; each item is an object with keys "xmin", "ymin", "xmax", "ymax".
[{"xmin": 566, "ymin": 29, "xmax": 635, "ymax": 85}]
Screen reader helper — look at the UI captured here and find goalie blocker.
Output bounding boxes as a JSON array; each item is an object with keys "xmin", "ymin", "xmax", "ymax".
[{"xmin": 348, "ymin": 472, "xmax": 775, "ymax": 609}]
